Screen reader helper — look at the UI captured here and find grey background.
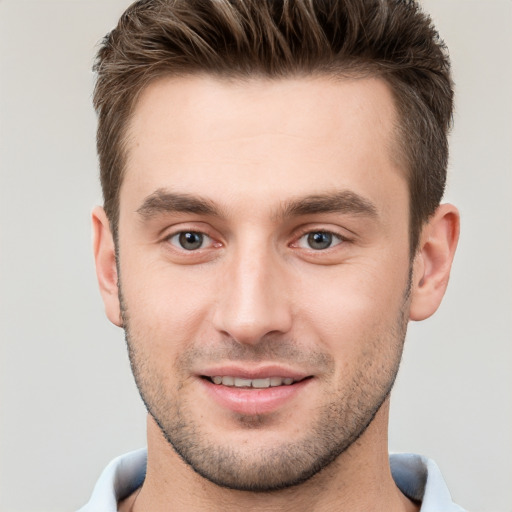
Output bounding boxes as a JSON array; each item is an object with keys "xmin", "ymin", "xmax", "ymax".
[{"xmin": 0, "ymin": 1, "xmax": 510, "ymax": 511}]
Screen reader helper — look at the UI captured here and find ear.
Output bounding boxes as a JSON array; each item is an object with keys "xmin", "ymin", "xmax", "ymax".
[
  {"xmin": 409, "ymin": 203, "xmax": 460, "ymax": 321},
  {"xmin": 92, "ymin": 206, "xmax": 123, "ymax": 327}
]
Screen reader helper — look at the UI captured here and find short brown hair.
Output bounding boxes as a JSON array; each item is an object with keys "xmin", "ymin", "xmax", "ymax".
[{"xmin": 93, "ymin": 0, "xmax": 453, "ymax": 253}]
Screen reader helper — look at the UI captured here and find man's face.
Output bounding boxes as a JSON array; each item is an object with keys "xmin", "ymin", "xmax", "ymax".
[{"xmin": 115, "ymin": 75, "xmax": 413, "ymax": 490}]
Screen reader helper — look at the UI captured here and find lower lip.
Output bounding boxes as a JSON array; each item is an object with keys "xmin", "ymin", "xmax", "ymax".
[{"xmin": 200, "ymin": 378, "xmax": 311, "ymax": 416}]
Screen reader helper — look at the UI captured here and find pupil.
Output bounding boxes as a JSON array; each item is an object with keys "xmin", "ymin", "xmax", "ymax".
[
  {"xmin": 308, "ymin": 232, "xmax": 332, "ymax": 250},
  {"xmin": 179, "ymin": 232, "xmax": 203, "ymax": 250}
]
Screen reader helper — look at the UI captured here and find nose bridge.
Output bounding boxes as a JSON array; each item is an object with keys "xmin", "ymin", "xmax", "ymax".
[{"xmin": 213, "ymin": 234, "xmax": 292, "ymax": 344}]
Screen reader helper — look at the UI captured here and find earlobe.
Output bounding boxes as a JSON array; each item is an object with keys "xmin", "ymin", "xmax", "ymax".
[
  {"xmin": 409, "ymin": 204, "xmax": 460, "ymax": 321},
  {"xmin": 92, "ymin": 206, "xmax": 123, "ymax": 327}
]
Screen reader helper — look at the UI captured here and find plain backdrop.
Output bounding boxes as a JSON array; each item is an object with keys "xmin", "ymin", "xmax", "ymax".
[{"xmin": 0, "ymin": 1, "xmax": 511, "ymax": 511}]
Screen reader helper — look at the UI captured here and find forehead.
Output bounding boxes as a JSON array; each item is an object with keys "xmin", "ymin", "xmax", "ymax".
[{"xmin": 122, "ymin": 74, "xmax": 406, "ymax": 216}]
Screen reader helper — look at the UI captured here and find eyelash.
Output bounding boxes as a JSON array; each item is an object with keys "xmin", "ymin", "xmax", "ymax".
[
  {"xmin": 291, "ymin": 227, "xmax": 350, "ymax": 252},
  {"xmin": 294, "ymin": 231, "xmax": 345, "ymax": 250},
  {"xmin": 166, "ymin": 230, "xmax": 218, "ymax": 251},
  {"xmin": 163, "ymin": 227, "xmax": 349, "ymax": 253}
]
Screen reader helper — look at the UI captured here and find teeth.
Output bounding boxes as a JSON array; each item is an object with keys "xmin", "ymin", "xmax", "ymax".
[
  {"xmin": 270, "ymin": 376, "xmax": 283, "ymax": 386},
  {"xmin": 210, "ymin": 376, "xmax": 297, "ymax": 388},
  {"xmin": 252, "ymin": 378, "xmax": 270, "ymax": 388},
  {"xmin": 234, "ymin": 378, "xmax": 252, "ymax": 387}
]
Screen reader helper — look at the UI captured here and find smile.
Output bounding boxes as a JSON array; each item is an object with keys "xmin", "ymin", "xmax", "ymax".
[
  {"xmin": 209, "ymin": 376, "xmax": 299, "ymax": 388},
  {"xmin": 200, "ymin": 372, "xmax": 313, "ymax": 416}
]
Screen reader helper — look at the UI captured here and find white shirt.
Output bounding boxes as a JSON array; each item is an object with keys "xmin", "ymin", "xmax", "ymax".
[{"xmin": 78, "ymin": 449, "xmax": 466, "ymax": 511}]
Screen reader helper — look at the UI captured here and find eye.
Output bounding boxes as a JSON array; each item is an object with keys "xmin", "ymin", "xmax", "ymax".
[
  {"xmin": 168, "ymin": 231, "xmax": 211, "ymax": 251},
  {"xmin": 297, "ymin": 231, "xmax": 343, "ymax": 250}
]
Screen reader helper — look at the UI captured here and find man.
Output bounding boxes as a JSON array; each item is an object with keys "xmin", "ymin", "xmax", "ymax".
[{"xmin": 80, "ymin": 0, "xmax": 462, "ymax": 510}]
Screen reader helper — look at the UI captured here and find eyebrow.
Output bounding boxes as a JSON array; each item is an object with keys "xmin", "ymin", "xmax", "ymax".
[
  {"xmin": 136, "ymin": 189, "xmax": 221, "ymax": 219},
  {"xmin": 136, "ymin": 188, "xmax": 378, "ymax": 221},
  {"xmin": 278, "ymin": 191, "xmax": 378, "ymax": 219}
]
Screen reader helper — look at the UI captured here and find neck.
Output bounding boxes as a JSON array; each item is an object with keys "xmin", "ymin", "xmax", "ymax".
[{"xmin": 122, "ymin": 401, "xmax": 418, "ymax": 512}]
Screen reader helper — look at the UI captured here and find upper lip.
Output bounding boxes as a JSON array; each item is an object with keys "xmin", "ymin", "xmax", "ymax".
[{"xmin": 198, "ymin": 364, "xmax": 310, "ymax": 380}]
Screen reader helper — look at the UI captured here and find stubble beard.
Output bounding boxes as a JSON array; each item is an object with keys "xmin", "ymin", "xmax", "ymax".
[{"xmin": 119, "ymin": 278, "xmax": 411, "ymax": 492}]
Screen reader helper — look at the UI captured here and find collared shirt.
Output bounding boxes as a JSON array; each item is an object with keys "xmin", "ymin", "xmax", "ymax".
[{"xmin": 78, "ymin": 449, "xmax": 466, "ymax": 511}]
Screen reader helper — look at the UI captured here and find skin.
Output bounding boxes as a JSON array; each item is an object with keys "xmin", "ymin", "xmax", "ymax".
[{"xmin": 93, "ymin": 75, "xmax": 459, "ymax": 511}]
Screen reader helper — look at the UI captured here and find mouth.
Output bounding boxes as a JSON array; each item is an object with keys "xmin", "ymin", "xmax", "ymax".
[
  {"xmin": 203, "ymin": 375, "xmax": 307, "ymax": 388},
  {"xmin": 198, "ymin": 369, "xmax": 313, "ymax": 416}
]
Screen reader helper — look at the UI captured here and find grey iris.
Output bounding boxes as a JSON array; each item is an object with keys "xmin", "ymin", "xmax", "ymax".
[
  {"xmin": 308, "ymin": 232, "xmax": 332, "ymax": 250},
  {"xmin": 179, "ymin": 232, "xmax": 203, "ymax": 250}
]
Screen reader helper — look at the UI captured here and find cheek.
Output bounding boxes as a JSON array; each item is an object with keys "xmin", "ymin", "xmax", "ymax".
[
  {"xmin": 296, "ymin": 260, "xmax": 409, "ymax": 349},
  {"xmin": 298, "ymin": 268, "xmax": 408, "ymax": 395},
  {"xmin": 120, "ymin": 259, "xmax": 218, "ymax": 350}
]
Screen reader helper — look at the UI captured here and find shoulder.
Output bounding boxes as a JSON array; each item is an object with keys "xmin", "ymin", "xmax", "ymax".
[
  {"xmin": 390, "ymin": 453, "xmax": 466, "ymax": 512},
  {"xmin": 77, "ymin": 448, "xmax": 147, "ymax": 512}
]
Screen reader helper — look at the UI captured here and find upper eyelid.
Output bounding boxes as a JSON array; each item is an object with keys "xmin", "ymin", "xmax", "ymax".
[
  {"xmin": 294, "ymin": 231, "xmax": 345, "ymax": 249},
  {"xmin": 160, "ymin": 222, "xmax": 218, "ymax": 239},
  {"xmin": 292, "ymin": 225, "xmax": 352, "ymax": 242},
  {"xmin": 165, "ymin": 229, "xmax": 213, "ymax": 241},
  {"xmin": 299, "ymin": 230, "xmax": 345, "ymax": 240}
]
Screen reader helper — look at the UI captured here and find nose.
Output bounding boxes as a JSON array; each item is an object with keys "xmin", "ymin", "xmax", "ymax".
[{"xmin": 212, "ymin": 244, "xmax": 293, "ymax": 345}]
